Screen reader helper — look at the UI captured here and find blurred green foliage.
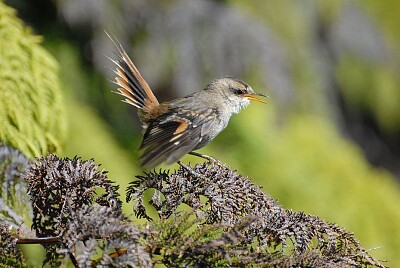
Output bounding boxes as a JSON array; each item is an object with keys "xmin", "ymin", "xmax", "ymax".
[
  {"xmin": 337, "ymin": 56, "xmax": 400, "ymax": 134},
  {"xmin": 0, "ymin": 2, "xmax": 66, "ymax": 157},
  {"xmin": 364, "ymin": 0, "xmax": 400, "ymax": 53}
]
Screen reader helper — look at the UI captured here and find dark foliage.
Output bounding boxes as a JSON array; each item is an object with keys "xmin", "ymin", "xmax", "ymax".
[
  {"xmin": 0, "ymin": 150, "xmax": 386, "ymax": 267},
  {"xmin": 23, "ymin": 154, "xmax": 122, "ymax": 266},
  {"xmin": 0, "ymin": 222, "xmax": 26, "ymax": 267},
  {"xmin": 127, "ymin": 162, "xmax": 386, "ymax": 267},
  {"xmin": 126, "ymin": 164, "xmax": 277, "ymax": 223},
  {"xmin": 61, "ymin": 204, "xmax": 151, "ymax": 267}
]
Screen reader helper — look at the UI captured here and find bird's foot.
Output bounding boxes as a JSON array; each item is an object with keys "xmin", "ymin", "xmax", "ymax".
[
  {"xmin": 188, "ymin": 152, "xmax": 228, "ymax": 169},
  {"xmin": 177, "ymin": 161, "xmax": 207, "ymax": 180}
]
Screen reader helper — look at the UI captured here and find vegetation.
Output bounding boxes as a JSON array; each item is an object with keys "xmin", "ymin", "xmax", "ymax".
[{"xmin": 1, "ymin": 150, "xmax": 386, "ymax": 267}]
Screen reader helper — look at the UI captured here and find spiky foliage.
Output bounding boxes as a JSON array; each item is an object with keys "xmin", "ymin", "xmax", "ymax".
[
  {"xmin": 61, "ymin": 204, "xmax": 151, "ymax": 267},
  {"xmin": 0, "ymin": 2, "xmax": 66, "ymax": 157},
  {"xmin": 127, "ymin": 162, "xmax": 386, "ymax": 267},
  {"xmin": 0, "ymin": 222, "xmax": 26, "ymax": 268},
  {"xmin": 23, "ymin": 154, "xmax": 121, "ymax": 266},
  {"xmin": 0, "ymin": 153, "xmax": 386, "ymax": 267},
  {"xmin": 0, "ymin": 144, "xmax": 32, "ymax": 267},
  {"xmin": 0, "ymin": 143, "xmax": 31, "ymax": 227}
]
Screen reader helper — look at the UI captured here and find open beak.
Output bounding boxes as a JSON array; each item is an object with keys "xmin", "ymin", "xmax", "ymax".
[{"xmin": 244, "ymin": 92, "xmax": 269, "ymax": 104}]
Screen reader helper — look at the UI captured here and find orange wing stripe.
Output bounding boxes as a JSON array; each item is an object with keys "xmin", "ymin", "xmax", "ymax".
[{"xmin": 173, "ymin": 120, "xmax": 189, "ymax": 135}]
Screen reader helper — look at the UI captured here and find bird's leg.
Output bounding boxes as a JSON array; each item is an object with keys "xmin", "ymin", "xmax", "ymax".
[
  {"xmin": 177, "ymin": 161, "xmax": 207, "ymax": 179},
  {"xmin": 188, "ymin": 152, "xmax": 228, "ymax": 168}
]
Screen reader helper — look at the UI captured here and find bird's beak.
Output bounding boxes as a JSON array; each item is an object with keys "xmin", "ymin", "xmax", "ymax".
[{"xmin": 244, "ymin": 92, "xmax": 269, "ymax": 104}]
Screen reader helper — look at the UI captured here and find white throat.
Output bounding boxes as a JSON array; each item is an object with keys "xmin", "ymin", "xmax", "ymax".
[{"xmin": 227, "ymin": 96, "xmax": 250, "ymax": 115}]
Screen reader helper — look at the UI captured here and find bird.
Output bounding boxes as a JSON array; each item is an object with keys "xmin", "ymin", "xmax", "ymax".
[{"xmin": 107, "ymin": 34, "xmax": 268, "ymax": 169}]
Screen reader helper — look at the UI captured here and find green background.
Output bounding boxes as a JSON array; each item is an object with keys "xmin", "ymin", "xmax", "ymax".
[{"xmin": 1, "ymin": 0, "xmax": 400, "ymax": 266}]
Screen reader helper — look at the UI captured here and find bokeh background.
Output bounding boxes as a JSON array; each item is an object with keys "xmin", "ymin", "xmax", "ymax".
[{"xmin": 2, "ymin": 0, "xmax": 400, "ymax": 266}]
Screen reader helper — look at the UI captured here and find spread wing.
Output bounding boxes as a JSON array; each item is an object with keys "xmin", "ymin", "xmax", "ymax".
[{"xmin": 139, "ymin": 108, "xmax": 218, "ymax": 168}]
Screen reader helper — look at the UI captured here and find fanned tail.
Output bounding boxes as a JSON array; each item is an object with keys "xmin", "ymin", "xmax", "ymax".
[{"xmin": 106, "ymin": 31, "xmax": 159, "ymax": 113}]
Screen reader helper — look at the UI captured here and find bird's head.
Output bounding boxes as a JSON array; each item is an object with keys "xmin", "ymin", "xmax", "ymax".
[{"xmin": 207, "ymin": 76, "xmax": 268, "ymax": 114}]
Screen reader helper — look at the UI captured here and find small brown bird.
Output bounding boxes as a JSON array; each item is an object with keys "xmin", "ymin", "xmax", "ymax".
[{"xmin": 108, "ymin": 35, "xmax": 267, "ymax": 169}]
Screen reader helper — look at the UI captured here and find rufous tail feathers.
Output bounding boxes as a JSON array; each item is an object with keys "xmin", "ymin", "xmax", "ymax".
[{"xmin": 106, "ymin": 31, "xmax": 159, "ymax": 113}]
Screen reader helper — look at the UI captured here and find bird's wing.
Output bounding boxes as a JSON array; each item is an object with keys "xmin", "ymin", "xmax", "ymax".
[{"xmin": 139, "ymin": 108, "xmax": 218, "ymax": 168}]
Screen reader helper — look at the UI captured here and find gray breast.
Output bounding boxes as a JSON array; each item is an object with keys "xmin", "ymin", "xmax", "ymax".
[{"xmin": 193, "ymin": 110, "xmax": 229, "ymax": 150}]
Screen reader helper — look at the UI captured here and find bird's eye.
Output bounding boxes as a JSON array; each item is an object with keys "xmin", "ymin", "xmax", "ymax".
[{"xmin": 234, "ymin": 88, "xmax": 245, "ymax": 95}]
